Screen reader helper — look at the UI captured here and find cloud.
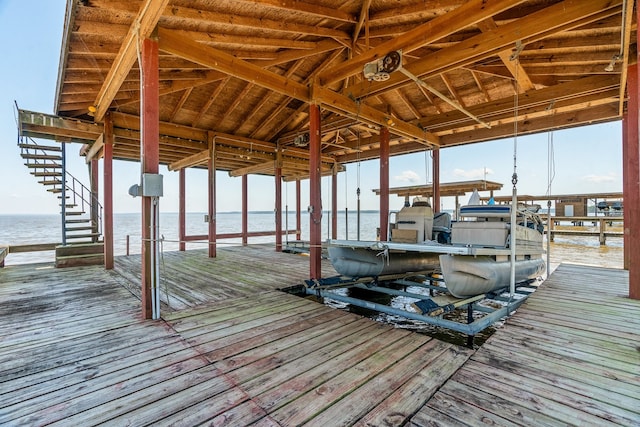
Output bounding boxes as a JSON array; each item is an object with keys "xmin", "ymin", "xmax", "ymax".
[
  {"xmin": 453, "ymin": 168, "xmax": 494, "ymax": 179},
  {"xmin": 394, "ymin": 170, "xmax": 421, "ymax": 183},
  {"xmin": 582, "ymin": 173, "xmax": 617, "ymax": 183}
]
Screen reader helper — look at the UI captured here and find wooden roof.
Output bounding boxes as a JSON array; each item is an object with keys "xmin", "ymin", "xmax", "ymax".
[
  {"xmin": 34, "ymin": 0, "xmax": 636, "ymax": 179},
  {"xmin": 373, "ymin": 180, "xmax": 503, "ymax": 197}
]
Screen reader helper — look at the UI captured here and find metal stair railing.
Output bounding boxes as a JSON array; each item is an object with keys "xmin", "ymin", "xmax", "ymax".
[{"xmin": 18, "ymin": 135, "xmax": 103, "ymax": 245}]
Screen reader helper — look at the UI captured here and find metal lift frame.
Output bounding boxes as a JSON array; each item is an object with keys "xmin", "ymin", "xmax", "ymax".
[{"xmin": 304, "ymin": 273, "xmax": 538, "ymax": 338}]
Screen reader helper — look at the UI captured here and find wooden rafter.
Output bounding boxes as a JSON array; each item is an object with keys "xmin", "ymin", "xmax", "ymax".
[
  {"xmin": 346, "ymin": 0, "xmax": 623, "ymax": 99},
  {"xmin": 192, "ymin": 78, "xmax": 229, "ymax": 128},
  {"xmin": 92, "ymin": 0, "xmax": 170, "ymax": 121},
  {"xmin": 476, "ymin": 18, "xmax": 535, "ymax": 92},
  {"xmin": 159, "ymin": 27, "xmax": 434, "ymax": 144},
  {"xmin": 318, "ymin": 0, "xmax": 527, "ymax": 86},
  {"xmin": 352, "ymin": 0, "xmax": 372, "ymax": 42}
]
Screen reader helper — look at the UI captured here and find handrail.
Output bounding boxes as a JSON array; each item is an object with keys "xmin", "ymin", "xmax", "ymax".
[{"xmin": 18, "ymin": 135, "xmax": 103, "ymax": 240}]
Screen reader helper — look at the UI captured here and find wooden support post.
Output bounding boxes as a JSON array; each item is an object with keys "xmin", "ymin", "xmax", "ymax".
[
  {"xmin": 379, "ymin": 127, "xmax": 390, "ymax": 241},
  {"xmin": 622, "ymin": 115, "xmax": 630, "ymax": 269},
  {"xmin": 433, "ymin": 148, "xmax": 441, "ymax": 213},
  {"xmin": 275, "ymin": 151, "xmax": 283, "ymax": 252},
  {"xmin": 296, "ymin": 179, "xmax": 302, "ymax": 241},
  {"xmin": 90, "ymin": 158, "xmax": 99, "ymax": 242},
  {"xmin": 242, "ymin": 174, "xmax": 248, "ymax": 246},
  {"xmin": 599, "ymin": 218, "xmax": 606, "ymax": 245},
  {"xmin": 309, "ymin": 103, "xmax": 322, "ymax": 279},
  {"xmin": 140, "ymin": 36, "xmax": 159, "ymax": 320},
  {"xmin": 103, "ymin": 113, "xmax": 114, "ymax": 269},
  {"xmin": 208, "ymin": 132, "xmax": 216, "ymax": 258},
  {"xmin": 626, "ymin": 60, "xmax": 640, "ymax": 299},
  {"xmin": 332, "ymin": 165, "xmax": 338, "ymax": 240},
  {"xmin": 178, "ymin": 168, "xmax": 186, "ymax": 251}
]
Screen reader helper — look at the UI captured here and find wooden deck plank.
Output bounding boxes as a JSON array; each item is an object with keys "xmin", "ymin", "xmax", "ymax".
[
  {"xmin": 450, "ymin": 365, "xmax": 624, "ymax": 426},
  {"xmin": 269, "ymin": 332, "xmax": 430, "ymax": 426},
  {"xmin": 412, "ymin": 263, "xmax": 640, "ymax": 427},
  {"xmin": 309, "ymin": 339, "xmax": 465, "ymax": 426},
  {"xmin": 472, "ymin": 341, "xmax": 640, "ymax": 401},
  {"xmin": 354, "ymin": 345, "xmax": 473, "ymax": 427},
  {"xmin": 197, "ymin": 308, "xmax": 347, "ymax": 362},
  {"xmin": 463, "ymin": 358, "xmax": 640, "ymax": 425}
]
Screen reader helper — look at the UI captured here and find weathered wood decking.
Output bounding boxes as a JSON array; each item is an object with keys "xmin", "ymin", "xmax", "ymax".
[
  {"xmin": 0, "ymin": 247, "xmax": 472, "ymax": 426},
  {"xmin": 1, "ymin": 247, "xmax": 638, "ymax": 426},
  {"xmin": 413, "ymin": 263, "xmax": 640, "ymax": 426}
]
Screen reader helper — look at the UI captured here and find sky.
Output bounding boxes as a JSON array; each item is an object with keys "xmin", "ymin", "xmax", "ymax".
[{"xmin": 0, "ymin": 1, "xmax": 623, "ymax": 216}]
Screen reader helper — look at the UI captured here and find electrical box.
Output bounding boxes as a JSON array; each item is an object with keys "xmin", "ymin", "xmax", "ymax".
[{"xmin": 142, "ymin": 173, "xmax": 163, "ymax": 197}]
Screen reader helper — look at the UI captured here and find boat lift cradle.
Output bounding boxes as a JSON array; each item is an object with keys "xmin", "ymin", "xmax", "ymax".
[{"xmin": 303, "ymin": 272, "xmax": 539, "ymax": 342}]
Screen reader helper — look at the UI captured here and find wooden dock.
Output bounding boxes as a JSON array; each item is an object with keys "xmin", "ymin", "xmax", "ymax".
[
  {"xmin": 0, "ymin": 247, "xmax": 472, "ymax": 426},
  {"xmin": 1, "ymin": 246, "xmax": 638, "ymax": 425},
  {"xmin": 412, "ymin": 263, "xmax": 640, "ymax": 426}
]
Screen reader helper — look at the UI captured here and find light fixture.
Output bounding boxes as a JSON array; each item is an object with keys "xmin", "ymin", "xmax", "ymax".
[{"xmin": 605, "ymin": 54, "xmax": 622, "ymax": 72}]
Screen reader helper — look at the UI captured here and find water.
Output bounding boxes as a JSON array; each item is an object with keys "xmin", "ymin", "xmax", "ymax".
[{"xmin": 0, "ymin": 211, "xmax": 380, "ymax": 264}]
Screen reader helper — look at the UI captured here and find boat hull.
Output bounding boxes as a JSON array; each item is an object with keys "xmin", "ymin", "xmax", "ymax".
[
  {"xmin": 328, "ymin": 244, "xmax": 440, "ymax": 277},
  {"xmin": 440, "ymin": 254, "xmax": 545, "ymax": 298}
]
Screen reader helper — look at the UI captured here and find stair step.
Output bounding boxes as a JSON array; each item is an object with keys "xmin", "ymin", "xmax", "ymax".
[
  {"xmin": 65, "ymin": 219, "xmax": 91, "ymax": 224},
  {"xmin": 61, "ymin": 204, "xmax": 78, "ymax": 208},
  {"xmin": 21, "ymin": 154, "xmax": 63, "ymax": 161},
  {"xmin": 55, "ymin": 253, "xmax": 104, "ymax": 268},
  {"xmin": 31, "ymin": 171, "xmax": 63, "ymax": 177},
  {"xmin": 19, "ymin": 143, "xmax": 62, "ymax": 152},
  {"xmin": 65, "ymin": 226, "xmax": 95, "ymax": 232},
  {"xmin": 66, "ymin": 233, "xmax": 101, "ymax": 240},
  {"xmin": 64, "ymin": 211, "xmax": 86, "ymax": 216},
  {"xmin": 47, "ymin": 188, "xmax": 63, "ymax": 193},
  {"xmin": 38, "ymin": 180, "xmax": 63, "ymax": 185},
  {"xmin": 24, "ymin": 163, "xmax": 61, "ymax": 168}
]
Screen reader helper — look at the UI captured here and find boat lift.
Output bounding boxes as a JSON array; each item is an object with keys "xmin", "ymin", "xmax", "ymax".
[{"xmin": 303, "ymin": 272, "xmax": 539, "ymax": 346}]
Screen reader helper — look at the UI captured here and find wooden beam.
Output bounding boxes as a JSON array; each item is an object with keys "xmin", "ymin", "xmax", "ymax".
[
  {"xmin": 353, "ymin": 0, "xmax": 372, "ymax": 42},
  {"xmin": 168, "ymin": 150, "xmax": 210, "ymax": 171},
  {"xmin": 85, "ymin": 133, "xmax": 105, "ymax": 163},
  {"xmin": 165, "ymin": 5, "xmax": 349, "ymax": 40},
  {"xmin": 417, "ymin": 74, "xmax": 621, "ymax": 131},
  {"xmin": 93, "ymin": 0, "xmax": 170, "ymax": 121},
  {"xmin": 346, "ymin": 0, "xmax": 623, "ymax": 99},
  {"xmin": 318, "ymin": 0, "xmax": 527, "ymax": 86},
  {"xmin": 158, "ymin": 27, "xmax": 435, "ymax": 146},
  {"xmin": 477, "ymin": 18, "xmax": 535, "ymax": 92},
  {"xmin": 158, "ymin": 27, "xmax": 310, "ymax": 102},
  {"xmin": 311, "ymin": 84, "xmax": 438, "ymax": 145},
  {"xmin": 228, "ymin": 160, "xmax": 275, "ymax": 177}
]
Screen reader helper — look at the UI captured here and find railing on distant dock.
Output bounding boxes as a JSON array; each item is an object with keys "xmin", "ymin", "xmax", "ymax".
[{"xmin": 539, "ymin": 215, "xmax": 623, "ymax": 245}]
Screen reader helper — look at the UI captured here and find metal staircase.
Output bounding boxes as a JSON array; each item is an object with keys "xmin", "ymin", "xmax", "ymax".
[{"xmin": 19, "ymin": 135, "xmax": 104, "ymax": 266}]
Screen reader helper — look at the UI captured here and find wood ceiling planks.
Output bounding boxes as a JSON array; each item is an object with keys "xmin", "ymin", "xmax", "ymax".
[{"xmin": 49, "ymin": 0, "xmax": 632, "ymax": 178}]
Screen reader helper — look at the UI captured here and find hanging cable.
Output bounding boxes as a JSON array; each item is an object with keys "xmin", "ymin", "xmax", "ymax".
[
  {"xmin": 356, "ymin": 100, "xmax": 362, "ymax": 241},
  {"xmin": 545, "ymin": 102, "xmax": 556, "ymax": 278},
  {"xmin": 345, "ymin": 165, "xmax": 349, "ymax": 240},
  {"xmin": 508, "ymin": 43, "xmax": 521, "ymax": 304}
]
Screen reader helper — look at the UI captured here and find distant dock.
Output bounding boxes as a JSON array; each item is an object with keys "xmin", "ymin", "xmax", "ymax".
[
  {"xmin": 544, "ymin": 215, "xmax": 624, "ymax": 245},
  {"xmin": 0, "ymin": 246, "xmax": 637, "ymax": 425}
]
